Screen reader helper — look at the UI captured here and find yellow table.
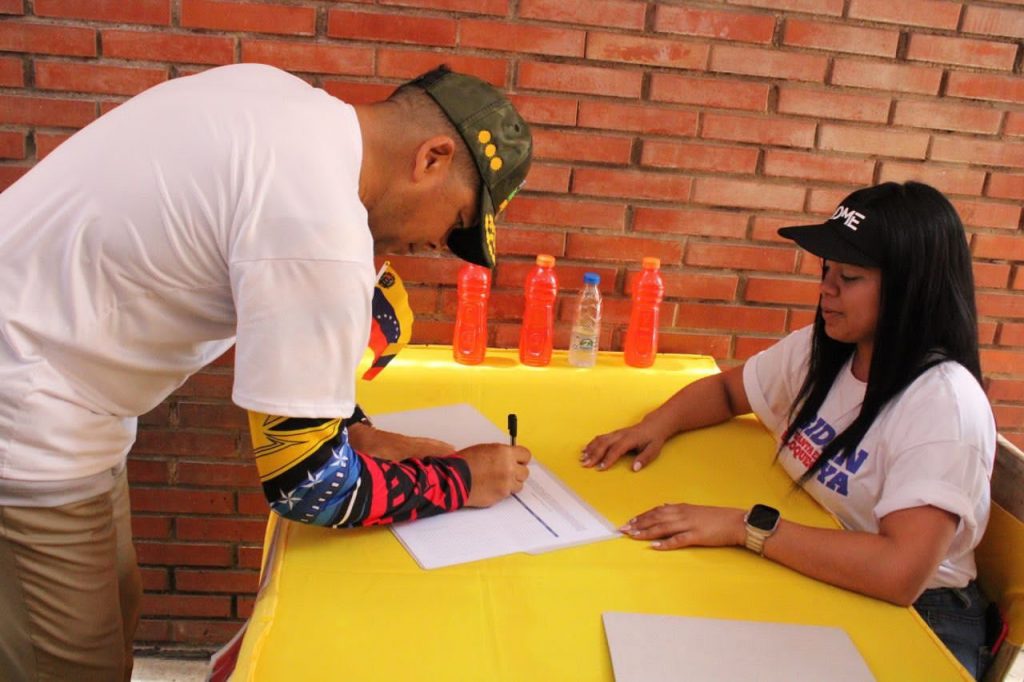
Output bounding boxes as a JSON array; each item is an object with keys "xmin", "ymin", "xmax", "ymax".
[{"xmin": 229, "ymin": 347, "xmax": 969, "ymax": 681}]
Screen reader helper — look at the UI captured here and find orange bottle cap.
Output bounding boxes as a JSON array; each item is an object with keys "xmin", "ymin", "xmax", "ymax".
[
  {"xmin": 642, "ymin": 257, "xmax": 660, "ymax": 269},
  {"xmin": 536, "ymin": 254, "xmax": 556, "ymax": 267}
]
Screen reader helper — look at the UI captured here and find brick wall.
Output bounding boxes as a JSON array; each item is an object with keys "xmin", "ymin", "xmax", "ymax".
[{"xmin": 1, "ymin": 0, "xmax": 1023, "ymax": 653}]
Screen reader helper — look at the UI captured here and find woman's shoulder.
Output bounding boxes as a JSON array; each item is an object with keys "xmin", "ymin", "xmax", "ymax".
[{"xmin": 888, "ymin": 360, "xmax": 994, "ymax": 442}]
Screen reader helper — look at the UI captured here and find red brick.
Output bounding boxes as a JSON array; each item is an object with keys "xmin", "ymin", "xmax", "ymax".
[
  {"xmin": 994, "ymin": 405, "xmax": 1024, "ymax": 430},
  {"xmin": 1013, "ymin": 268, "xmax": 1024, "ymax": 291},
  {"xmin": 654, "ymin": 5, "xmax": 775, "ymax": 44},
  {"xmin": 1000, "ymin": 322, "xmax": 1024, "ymax": 346},
  {"xmin": 658, "ymin": 332, "xmax": 731, "ymax": 359},
  {"xmin": 1007, "ymin": 113, "xmax": 1024, "ymax": 137},
  {"xmin": 764, "ymin": 150, "xmax": 874, "ymax": 185},
  {"xmin": 140, "ymin": 567, "xmax": 169, "ymax": 591},
  {"xmin": 819, "ymin": 124, "xmax": 928, "ymax": 159},
  {"xmin": 0, "ymin": 168, "xmax": 27, "ymax": 192},
  {"xmin": 132, "ymin": 489, "xmax": 235, "ymax": 515},
  {"xmin": 177, "ymin": 517, "xmax": 267, "ymax": 542},
  {"xmin": 751, "ymin": 216, "xmax": 799, "ymax": 244},
  {"xmin": 172, "ymin": 372, "xmax": 233, "ymax": 399},
  {"xmin": 236, "ymin": 491, "xmax": 271, "ymax": 516},
  {"xmin": 138, "ymin": 403, "xmax": 172, "ymax": 427},
  {"xmin": 947, "ymin": 72, "xmax": 1024, "ymax": 105},
  {"xmin": 373, "ymin": 254, "xmax": 461, "ymax": 284},
  {"xmin": 504, "ymin": 196, "xmax": 625, "ymax": 231},
  {"xmin": 519, "ymin": 61, "xmax": 641, "ymax": 98},
  {"xmin": 832, "ymin": 59, "xmax": 942, "ymax": 95},
  {"xmin": 988, "ymin": 378, "xmax": 1024, "ymax": 403},
  {"xmin": 517, "ymin": 0, "xmax": 646, "ymax": 30},
  {"xmin": 650, "ymin": 73, "xmax": 769, "ymax": 111},
  {"xmin": 586, "ymin": 32, "xmax": 709, "ymax": 70},
  {"xmin": 988, "ymin": 173, "xmax": 1024, "ymax": 201},
  {"xmin": 906, "ymin": 34, "xmax": 1016, "ymax": 71},
  {"xmin": 104, "ymin": 30, "xmax": 234, "ymax": 65},
  {"xmin": 494, "ymin": 227, "xmax": 565, "ymax": 258},
  {"xmin": 745, "ymin": 277, "xmax": 819, "ymax": 305},
  {"xmin": 176, "ymin": 569, "xmax": 260, "ymax": 593},
  {"xmin": 132, "ymin": 516, "xmax": 172, "ymax": 539},
  {"xmin": 932, "ymin": 136, "xmax": 1024, "ymax": 170},
  {"xmin": 685, "ymin": 242, "xmax": 797, "ymax": 273},
  {"xmin": 322, "ymin": 79, "xmax": 395, "ymax": 105},
  {"xmin": 377, "ymin": 50, "xmax": 506, "ymax": 85},
  {"xmin": 893, "ymin": 100, "xmax": 1002, "ymax": 135},
  {"xmin": 531, "ymin": 128, "xmax": 632, "ymax": 164},
  {"xmin": 0, "ymin": 130, "xmax": 24, "ymax": 159},
  {"xmin": 725, "ymin": 0, "xmax": 842, "ymax": 15},
  {"xmin": 808, "ymin": 187, "xmax": 854, "ymax": 214},
  {"xmin": 847, "ymin": 0, "xmax": 961, "ymax": 30},
  {"xmin": 877, "ymin": 162, "xmax": 985, "ymax": 196},
  {"xmin": 521, "ymin": 163, "xmax": 570, "ymax": 193},
  {"xmin": 462, "ymin": 19, "xmax": 583, "ymax": 57},
  {"xmin": 239, "ymin": 545, "xmax": 266, "ymax": 571},
  {"xmin": 982, "ymin": 348, "xmax": 1024, "ymax": 374},
  {"xmin": 0, "ymin": 94, "xmax": 95, "ymax": 127},
  {"xmin": 132, "ymin": 429, "xmax": 238, "ymax": 458},
  {"xmin": 135, "ymin": 620, "xmax": 171, "ymax": 643},
  {"xmin": 184, "ymin": 0, "xmax": 315, "ymax": 35},
  {"xmin": 632, "ymin": 206, "xmax": 748, "ymax": 239},
  {"xmin": 702, "ymin": 113, "xmax": 815, "ymax": 148},
  {"xmin": 953, "ymin": 199, "xmax": 1021, "ymax": 231},
  {"xmin": 510, "ymin": 94, "xmax": 577, "ymax": 126},
  {"xmin": 494, "ymin": 263, "xmax": 617, "ymax": 293},
  {"xmin": 641, "ymin": 140, "xmax": 758, "ymax": 174},
  {"xmin": 136, "ymin": 541, "xmax": 232, "ymax": 567},
  {"xmin": 734, "ymin": 335, "xmax": 779, "ymax": 361},
  {"xmin": 327, "ymin": 10, "xmax": 455, "ymax": 46},
  {"xmin": 171, "ymin": 620, "xmax": 247, "ymax": 645},
  {"xmin": 973, "ymin": 234, "xmax": 1024, "ymax": 262},
  {"xmin": 565, "ymin": 234, "xmax": 681, "ymax": 265},
  {"xmin": 0, "ymin": 0, "xmax": 23, "ymax": 13},
  {"xmin": 784, "ymin": 19, "xmax": 898, "ymax": 58},
  {"xmin": 242, "ymin": 39, "xmax": 373, "ymax": 75},
  {"xmin": 176, "ymin": 462, "xmax": 260, "ymax": 488},
  {"xmin": 578, "ymin": 101, "xmax": 696, "ymax": 137},
  {"xmin": 963, "ymin": 5, "xmax": 1024, "ymax": 40},
  {"xmin": 692, "ymin": 178, "xmax": 805, "ymax": 212},
  {"xmin": 979, "ymin": 321, "xmax": 998, "ymax": 346},
  {"xmin": 711, "ymin": 45, "xmax": 827, "ymax": 83},
  {"xmin": 676, "ymin": 302, "xmax": 788, "ymax": 333},
  {"xmin": 573, "ymin": 167, "xmax": 692, "ymax": 203},
  {"xmin": 974, "ymin": 262, "xmax": 1011, "ymax": 289},
  {"xmin": 789, "ymin": 308, "xmax": 818, "ymax": 331},
  {"xmin": 35, "ymin": 0, "xmax": 169, "ymax": 24},
  {"xmin": 0, "ymin": 22, "xmax": 95, "ymax": 56},
  {"xmin": 141, "ymin": 593, "xmax": 231, "ymax": 618},
  {"xmin": 126, "ymin": 458, "xmax": 171, "ymax": 484},
  {"xmin": 777, "ymin": 86, "xmax": 890, "ymax": 123},
  {"xmin": 654, "ymin": 271, "xmax": 739, "ymax": 301},
  {"xmin": 35, "ymin": 61, "xmax": 166, "ymax": 96},
  {"xmin": 0, "ymin": 55, "xmax": 22, "ymax": 86}
]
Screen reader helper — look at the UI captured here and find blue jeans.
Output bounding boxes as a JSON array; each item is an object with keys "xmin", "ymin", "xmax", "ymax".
[{"xmin": 913, "ymin": 581, "xmax": 992, "ymax": 680}]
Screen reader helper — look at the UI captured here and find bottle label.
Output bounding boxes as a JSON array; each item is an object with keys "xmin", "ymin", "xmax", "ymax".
[{"xmin": 570, "ymin": 334, "xmax": 597, "ymax": 351}]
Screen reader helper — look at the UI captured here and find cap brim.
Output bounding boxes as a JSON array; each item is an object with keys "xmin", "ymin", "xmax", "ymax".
[
  {"xmin": 446, "ymin": 188, "xmax": 496, "ymax": 268},
  {"xmin": 778, "ymin": 223, "xmax": 878, "ymax": 267}
]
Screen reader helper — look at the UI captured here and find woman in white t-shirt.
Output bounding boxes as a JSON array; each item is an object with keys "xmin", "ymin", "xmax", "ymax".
[{"xmin": 582, "ymin": 182, "xmax": 996, "ymax": 678}]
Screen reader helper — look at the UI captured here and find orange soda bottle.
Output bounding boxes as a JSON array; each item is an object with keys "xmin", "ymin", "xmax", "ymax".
[
  {"xmin": 453, "ymin": 263, "xmax": 491, "ymax": 365},
  {"xmin": 624, "ymin": 257, "xmax": 665, "ymax": 368},
  {"xmin": 518, "ymin": 254, "xmax": 558, "ymax": 367}
]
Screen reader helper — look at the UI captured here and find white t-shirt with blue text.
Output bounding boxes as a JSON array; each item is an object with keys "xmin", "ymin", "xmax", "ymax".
[{"xmin": 743, "ymin": 325, "xmax": 995, "ymax": 589}]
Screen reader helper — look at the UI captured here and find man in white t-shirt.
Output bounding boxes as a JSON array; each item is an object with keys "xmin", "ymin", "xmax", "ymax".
[{"xmin": 0, "ymin": 64, "xmax": 533, "ymax": 680}]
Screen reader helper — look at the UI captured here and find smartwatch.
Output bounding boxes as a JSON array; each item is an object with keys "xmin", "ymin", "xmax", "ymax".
[{"xmin": 743, "ymin": 504, "xmax": 781, "ymax": 556}]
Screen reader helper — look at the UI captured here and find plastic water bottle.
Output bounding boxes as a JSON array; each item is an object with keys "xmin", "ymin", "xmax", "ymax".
[
  {"xmin": 624, "ymin": 257, "xmax": 665, "ymax": 368},
  {"xmin": 518, "ymin": 254, "xmax": 558, "ymax": 367},
  {"xmin": 453, "ymin": 263, "xmax": 490, "ymax": 365},
  {"xmin": 568, "ymin": 272, "xmax": 602, "ymax": 368}
]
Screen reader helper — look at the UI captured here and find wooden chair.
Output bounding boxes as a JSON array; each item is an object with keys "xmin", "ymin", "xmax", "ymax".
[{"xmin": 976, "ymin": 435, "xmax": 1024, "ymax": 682}]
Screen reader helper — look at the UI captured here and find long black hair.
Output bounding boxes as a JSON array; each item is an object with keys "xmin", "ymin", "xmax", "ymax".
[{"xmin": 780, "ymin": 182, "xmax": 982, "ymax": 484}]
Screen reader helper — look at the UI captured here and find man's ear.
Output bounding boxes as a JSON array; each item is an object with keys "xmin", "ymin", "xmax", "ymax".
[{"xmin": 412, "ymin": 135, "xmax": 456, "ymax": 185}]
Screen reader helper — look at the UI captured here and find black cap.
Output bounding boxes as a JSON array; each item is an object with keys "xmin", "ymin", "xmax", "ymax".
[
  {"xmin": 407, "ymin": 66, "xmax": 533, "ymax": 269},
  {"xmin": 778, "ymin": 194, "xmax": 883, "ymax": 267}
]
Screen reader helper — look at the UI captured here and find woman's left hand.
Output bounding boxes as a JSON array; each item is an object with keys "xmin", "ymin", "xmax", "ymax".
[{"xmin": 620, "ymin": 503, "xmax": 747, "ymax": 550}]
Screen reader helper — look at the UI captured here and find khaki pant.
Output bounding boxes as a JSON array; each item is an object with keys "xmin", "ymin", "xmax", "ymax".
[{"xmin": 0, "ymin": 470, "xmax": 141, "ymax": 682}]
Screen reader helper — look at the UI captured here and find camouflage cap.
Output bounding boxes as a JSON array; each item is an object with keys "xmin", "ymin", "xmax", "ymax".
[{"xmin": 406, "ymin": 66, "xmax": 532, "ymax": 269}]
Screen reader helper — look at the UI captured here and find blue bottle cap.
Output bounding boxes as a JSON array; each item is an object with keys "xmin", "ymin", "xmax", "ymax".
[{"xmin": 583, "ymin": 272, "xmax": 600, "ymax": 285}]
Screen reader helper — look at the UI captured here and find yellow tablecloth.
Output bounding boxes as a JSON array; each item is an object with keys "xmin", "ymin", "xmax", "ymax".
[{"xmin": 230, "ymin": 347, "xmax": 968, "ymax": 681}]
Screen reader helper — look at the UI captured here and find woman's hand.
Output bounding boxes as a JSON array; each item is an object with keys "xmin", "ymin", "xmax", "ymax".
[
  {"xmin": 581, "ymin": 421, "xmax": 667, "ymax": 472},
  {"xmin": 346, "ymin": 423, "xmax": 456, "ymax": 461},
  {"xmin": 619, "ymin": 503, "xmax": 746, "ymax": 550}
]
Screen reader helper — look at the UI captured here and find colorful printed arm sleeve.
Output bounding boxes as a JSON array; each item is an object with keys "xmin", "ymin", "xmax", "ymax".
[{"xmin": 247, "ymin": 411, "xmax": 471, "ymax": 527}]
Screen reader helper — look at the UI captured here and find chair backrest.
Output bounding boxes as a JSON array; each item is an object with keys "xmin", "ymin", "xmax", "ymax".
[{"xmin": 976, "ymin": 435, "xmax": 1024, "ymax": 682}]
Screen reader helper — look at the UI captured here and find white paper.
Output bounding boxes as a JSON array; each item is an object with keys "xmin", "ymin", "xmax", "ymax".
[
  {"xmin": 602, "ymin": 612, "xmax": 876, "ymax": 682},
  {"xmin": 371, "ymin": 403, "xmax": 619, "ymax": 569}
]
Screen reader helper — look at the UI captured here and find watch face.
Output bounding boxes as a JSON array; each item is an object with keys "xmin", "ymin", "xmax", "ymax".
[{"xmin": 748, "ymin": 504, "xmax": 780, "ymax": 531}]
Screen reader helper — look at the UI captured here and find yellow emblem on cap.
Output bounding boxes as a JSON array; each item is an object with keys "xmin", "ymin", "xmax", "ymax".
[
  {"xmin": 484, "ymin": 144, "xmax": 496, "ymax": 158},
  {"xmin": 490, "ymin": 157, "xmax": 503, "ymax": 172},
  {"xmin": 484, "ymin": 213, "xmax": 496, "ymax": 262},
  {"xmin": 478, "ymin": 130, "xmax": 492, "ymax": 144}
]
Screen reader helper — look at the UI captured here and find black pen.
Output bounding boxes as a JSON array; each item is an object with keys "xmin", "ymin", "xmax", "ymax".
[{"xmin": 507, "ymin": 413, "xmax": 517, "ymax": 446}]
